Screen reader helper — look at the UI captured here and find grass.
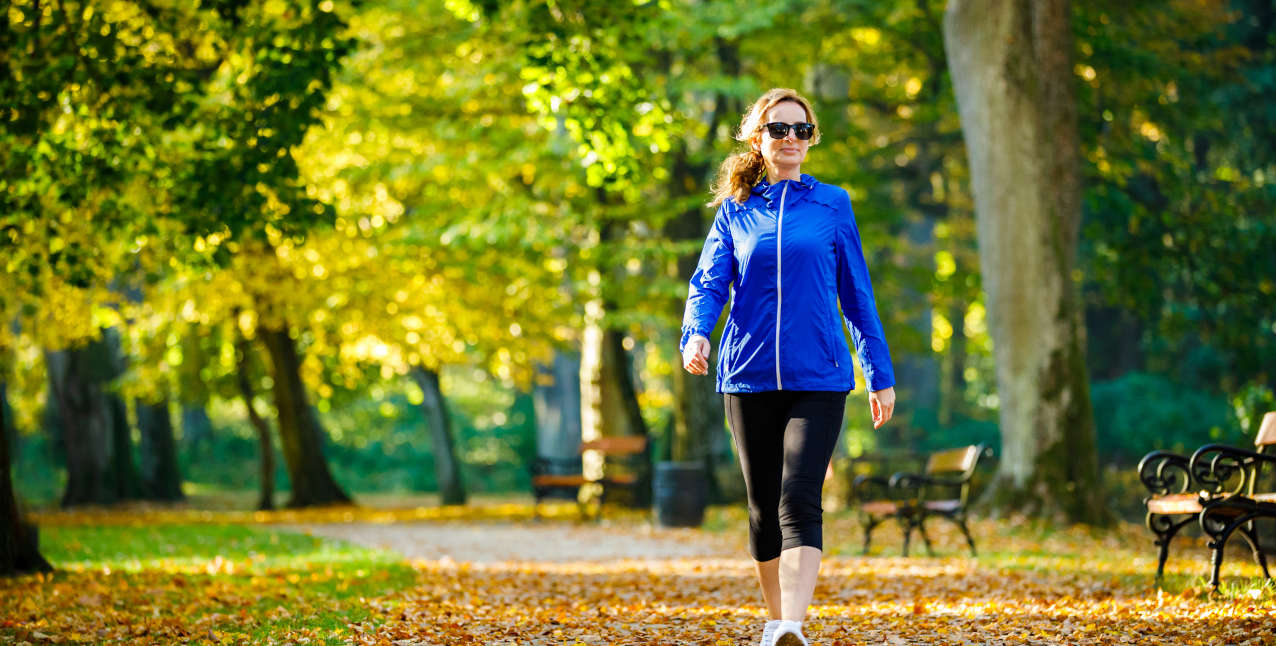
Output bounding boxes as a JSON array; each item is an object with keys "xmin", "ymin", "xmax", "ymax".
[{"xmin": 5, "ymin": 523, "xmax": 417, "ymax": 644}]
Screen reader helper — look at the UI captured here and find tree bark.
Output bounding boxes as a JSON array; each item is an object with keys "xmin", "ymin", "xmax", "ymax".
[
  {"xmin": 939, "ymin": 301, "xmax": 969, "ymax": 427},
  {"xmin": 235, "ymin": 335, "xmax": 276, "ymax": 511},
  {"xmin": 108, "ymin": 393, "xmax": 144, "ymax": 501},
  {"xmin": 137, "ymin": 397, "xmax": 185, "ymax": 502},
  {"xmin": 944, "ymin": 0, "xmax": 1106, "ymax": 523},
  {"xmin": 580, "ymin": 215, "xmax": 652, "ymax": 507},
  {"xmin": 257, "ymin": 326, "xmax": 351, "ymax": 508},
  {"xmin": 410, "ymin": 366, "xmax": 467, "ymax": 506},
  {"xmin": 1, "ymin": 380, "xmax": 52, "ymax": 576},
  {"xmin": 45, "ymin": 335, "xmax": 137, "ymax": 508}
]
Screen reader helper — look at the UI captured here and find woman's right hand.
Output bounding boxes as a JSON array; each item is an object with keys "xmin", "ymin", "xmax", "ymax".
[{"xmin": 682, "ymin": 335, "xmax": 710, "ymax": 375}]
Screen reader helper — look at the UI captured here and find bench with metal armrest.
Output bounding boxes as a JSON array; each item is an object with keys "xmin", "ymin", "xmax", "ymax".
[
  {"xmin": 1187, "ymin": 411, "xmax": 1276, "ymax": 590},
  {"xmin": 1137, "ymin": 411, "xmax": 1275, "ymax": 590}
]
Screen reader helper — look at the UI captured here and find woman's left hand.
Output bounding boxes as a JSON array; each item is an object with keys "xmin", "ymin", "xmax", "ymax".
[{"xmin": 869, "ymin": 387, "xmax": 895, "ymax": 429}]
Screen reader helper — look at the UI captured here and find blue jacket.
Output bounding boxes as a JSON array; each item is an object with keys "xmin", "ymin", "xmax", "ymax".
[{"xmin": 680, "ymin": 174, "xmax": 895, "ymax": 394}]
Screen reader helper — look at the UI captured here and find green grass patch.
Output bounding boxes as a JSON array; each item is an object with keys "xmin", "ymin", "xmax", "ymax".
[{"xmin": 7, "ymin": 523, "xmax": 419, "ymax": 644}]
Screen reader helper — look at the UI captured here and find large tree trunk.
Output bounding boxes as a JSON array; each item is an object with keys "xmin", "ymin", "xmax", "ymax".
[
  {"xmin": 580, "ymin": 217, "xmax": 652, "ymax": 507},
  {"xmin": 944, "ymin": 0, "xmax": 1106, "ymax": 523},
  {"xmin": 410, "ymin": 365, "xmax": 466, "ymax": 506},
  {"xmin": 45, "ymin": 333, "xmax": 142, "ymax": 508},
  {"xmin": 258, "ymin": 326, "xmax": 351, "ymax": 508},
  {"xmin": 1, "ymin": 381, "xmax": 51, "ymax": 576},
  {"xmin": 137, "ymin": 397, "xmax": 184, "ymax": 502},
  {"xmin": 235, "ymin": 335, "xmax": 276, "ymax": 511}
]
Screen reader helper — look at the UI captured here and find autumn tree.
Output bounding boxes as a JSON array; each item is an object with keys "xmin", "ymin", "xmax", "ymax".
[{"xmin": 943, "ymin": 0, "xmax": 1106, "ymax": 522}]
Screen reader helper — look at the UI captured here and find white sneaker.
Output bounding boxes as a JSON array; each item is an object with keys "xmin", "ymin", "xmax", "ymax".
[
  {"xmin": 772, "ymin": 620, "xmax": 808, "ymax": 646},
  {"xmin": 760, "ymin": 620, "xmax": 782, "ymax": 646}
]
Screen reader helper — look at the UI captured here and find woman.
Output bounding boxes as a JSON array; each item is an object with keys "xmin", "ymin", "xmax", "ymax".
[{"xmin": 680, "ymin": 88, "xmax": 897, "ymax": 646}]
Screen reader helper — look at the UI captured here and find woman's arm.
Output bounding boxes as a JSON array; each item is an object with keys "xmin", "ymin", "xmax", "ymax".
[
  {"xmin": 834, "ymin": 192, "xmax": 897, "ymax": 422},
  {"xmin": 680, "ymin": 205, "xmax": 736, "ymax": 373}
]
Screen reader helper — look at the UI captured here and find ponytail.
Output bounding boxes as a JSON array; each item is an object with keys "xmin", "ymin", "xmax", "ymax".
[{"xmin": 708, "ymin": 149, "xmax": 767, "ymax": 208}]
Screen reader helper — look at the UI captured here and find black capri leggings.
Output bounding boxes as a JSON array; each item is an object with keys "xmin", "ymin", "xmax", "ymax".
[{"xmin": 724, "ymin": 390, "xmax": 847, "ymax": 562}]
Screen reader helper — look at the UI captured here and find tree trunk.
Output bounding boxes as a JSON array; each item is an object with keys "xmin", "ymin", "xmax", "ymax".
[
  {"xmin": 891, "ymin": 216, "xmax": 941, "ymax": 447},
  {"xmin": 108, "ymin": 393, "xmax": 144, "ymax": 501},
  {"xmin": 137, "ymin": 397, "xmax": 185, "ymax": 502},
  {"xmin": 410, "ymin": 365, "xmax": 466, "ymax": 506},
  {"xmin": 944, "ymin": 0, "xmax": 1106, "ymax": 523},
  {"xmin": 663, "ymin": 122, "xmax": 727, "ymax": 494},
  {"xmin": 258, "ymin": 326, "xmax": 351, "ymax": 508},
  {"xmin": 235, "ymin": 335, "xmax": 276, "ymax": 511},
  {"xmin": 1, "ymin": 380, "xmax": 52, "ymax": 577},
  {"xmin": 939, "ymin": 301, "xmax": 969, "ymax": 427},
  {"xmin": 45, "ymin": 339, "xmax": 120, "ymax": 508},
  {"xmin": 580, "ymin": 319, "xmax": 652, "ymax": 507},
  {"xmin": 667, "ymin": 200, "xmax": 726, "ymax": 468}
]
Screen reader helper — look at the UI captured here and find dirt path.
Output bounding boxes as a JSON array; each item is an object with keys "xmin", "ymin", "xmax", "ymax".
[{"xmin": 273, "ymin": 520, "xmax": 741, "ymax": 563}]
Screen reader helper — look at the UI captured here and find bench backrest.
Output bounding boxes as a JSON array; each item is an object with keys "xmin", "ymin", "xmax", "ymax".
[
  {"xmin": 1255, "ymin": 412, "xmax": 1276, "ymax": 449},
  {"xmin": 922, "ymin": 444, "xmax": 987, "ymax": 507},
  {"xmin": 925, "ymin": 445, "xmax": 981, "ymax": 479},
  {"xmin": 580, "ymin": 435, "xmax": 648, "ymax": 456}
]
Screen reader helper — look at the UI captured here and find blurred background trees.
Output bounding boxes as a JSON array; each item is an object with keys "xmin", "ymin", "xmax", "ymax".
[{"xmin": 4, "ymin": 0, "xmax": 1276, "ymax": 565}]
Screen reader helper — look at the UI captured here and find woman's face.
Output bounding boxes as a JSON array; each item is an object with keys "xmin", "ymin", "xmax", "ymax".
[{"xmin": 753, "ymin": 100, "xmax": 810, "ymax": 175}]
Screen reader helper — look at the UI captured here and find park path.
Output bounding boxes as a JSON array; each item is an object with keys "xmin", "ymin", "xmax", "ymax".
[
  {"xmin": 271, "ymin": 519, "xmax": 740, "ymax": 563},
  {"xmin": 265, "ymin": 519, "xmax": 1276, "ymax": 645}
]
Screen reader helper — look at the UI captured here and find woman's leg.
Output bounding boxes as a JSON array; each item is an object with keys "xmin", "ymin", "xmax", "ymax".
[
  {"xmin": 754, "ymin": 557, "xmax": 782, "ymax": 619},
  {"xmin": 779, "ymin": 546, "xmax": 822, "ymax": 620},
  {"xmin": 724, "ymin": 392, "xmax": 789, "ymax": 618},
  {"xmin": 777, "ymin": 391, "xmax": 847, "ymax": 622}
]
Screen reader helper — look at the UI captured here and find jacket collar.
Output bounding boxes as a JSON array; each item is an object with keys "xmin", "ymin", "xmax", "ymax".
[{"xmin": 752, "ymin": 173, "xmax": 818, "ymax": 210}]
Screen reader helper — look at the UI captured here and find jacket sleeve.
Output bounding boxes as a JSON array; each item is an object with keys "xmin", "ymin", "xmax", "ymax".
[
  {"xmin": 835, "ymin": 193, "xmax": 896, "ymax": 391},
  {"xmin": 680, "ymin": 204, "xmax": 736, "ymax": 352}
]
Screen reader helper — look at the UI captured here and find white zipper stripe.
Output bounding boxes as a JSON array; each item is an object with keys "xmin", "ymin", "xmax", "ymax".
[{"xmin": 775, "ymin": 183, "xmax": 788, "ymax": 390}]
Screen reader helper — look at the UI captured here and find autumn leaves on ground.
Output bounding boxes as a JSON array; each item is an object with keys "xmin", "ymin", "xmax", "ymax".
[{"xmin": 3, "ymin": 499, "xmax": 1273, "ymax": 645}]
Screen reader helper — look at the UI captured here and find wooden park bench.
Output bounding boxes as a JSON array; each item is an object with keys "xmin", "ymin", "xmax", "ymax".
[
  {"xmin": 530, "ymin": 435, "xmax": 648, "ymax": 520},
  {"xmin": 1138, "ymin": 411, "xmax": 1275, "ymax": 589},
  {"xmin": 853, "ymin": 444, "xmax": 989, "ymax": 556}
]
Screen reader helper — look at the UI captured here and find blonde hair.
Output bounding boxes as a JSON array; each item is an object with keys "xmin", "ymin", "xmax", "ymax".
[{"xmin": 708, "ymin": 88, "xmax": 821, "ymax": 208}]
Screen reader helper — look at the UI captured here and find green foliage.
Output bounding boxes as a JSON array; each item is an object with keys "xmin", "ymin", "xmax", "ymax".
[
  {"xmin": 1090, "ymin": 372, "xmax": 1232, "ymax": 463},
  {"xmin": 1078, "ymin": 0, "xmax": 1276, "ymax": 397}
]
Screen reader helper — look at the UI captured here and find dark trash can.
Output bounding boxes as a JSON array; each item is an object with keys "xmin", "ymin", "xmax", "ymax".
[{"xmin": 654, "ymin": 461, "xmax": 707, "ymax": 528}]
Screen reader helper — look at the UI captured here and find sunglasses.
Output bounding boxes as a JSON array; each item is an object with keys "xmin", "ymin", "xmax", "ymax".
[{"xmin": 761, "ymin": 121, "xmax": 816, "ymax": 140}]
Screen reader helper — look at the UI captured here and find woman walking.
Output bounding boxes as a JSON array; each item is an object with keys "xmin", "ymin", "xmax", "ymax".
[{"xmin": 680, "ymin": 88, "xmax": 896, "ymax": 646}]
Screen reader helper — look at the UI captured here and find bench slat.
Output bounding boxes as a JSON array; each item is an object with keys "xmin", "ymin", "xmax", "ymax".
[
  {"xmin": 861, "ymin": 500, "xmax": 901, "ymax": 515},
  {"xmin": 580, "ymin": 435, "xmax": 648, "ymax": 455},
  {"xmin": 925, "ymin": 445, "xmax": 978, "ymax": 475},
  {"xmin": 1146, "ymin": 493, "xmax": 1202, "ymax": 515},
  {"xmin": 532, "ymin": 475, "xmax": 589, "ymax": 488},
  {"xmin": 1256, "ymin": 412, "xmax": 1276, "ymax": 447}
]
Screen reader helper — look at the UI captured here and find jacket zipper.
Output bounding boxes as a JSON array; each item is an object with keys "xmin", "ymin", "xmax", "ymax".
[{"xmin": 775, "ymin": 182, "xmax": 788, "ymax": 390}]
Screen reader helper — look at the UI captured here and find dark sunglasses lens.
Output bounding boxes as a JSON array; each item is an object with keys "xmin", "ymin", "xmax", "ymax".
[
  {"xmin": 794, "ymin": 123, "xmax": 814, "ymax": 140},
  {"xmin": 765, "ymin": 123, "xmax": 789, "ymax": 138}
]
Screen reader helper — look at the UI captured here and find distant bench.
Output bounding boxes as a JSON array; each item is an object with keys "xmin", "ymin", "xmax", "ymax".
[
  {"xmin": 853, "ymin": 444, "xmax": 989, "ymax": 556},
  {"xmin": 531, "ymin": 436, "xmax": 648, "ymax": 519}
]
